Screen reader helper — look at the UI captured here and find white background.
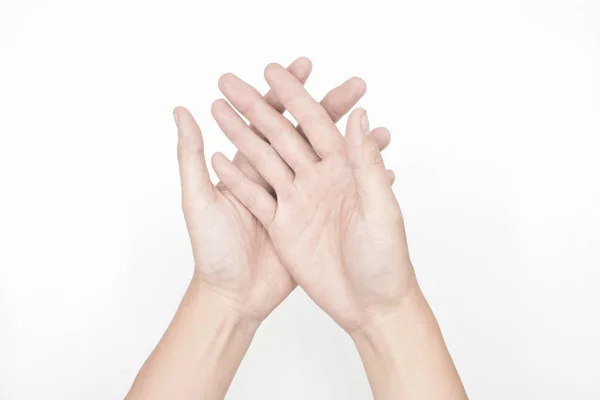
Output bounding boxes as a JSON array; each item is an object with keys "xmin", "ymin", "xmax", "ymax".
[{"xmin": 1, "ymin": 0, "xmax": 599, "ymax": 399}]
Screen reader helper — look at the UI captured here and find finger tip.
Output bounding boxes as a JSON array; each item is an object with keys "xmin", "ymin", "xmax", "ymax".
[
  {"xmin": 371, "ymin": 126, "xmax": 390, "ymax": 135},
  {"xmin": 173, "ymin": 106, "xmax": 195, "ymax": 130},
  {"xmin": 288, "ymin": 56, "xmax": 313, "ymax": 83},
  {"xmin": 296, "ymin": 56, "xmax": 313, "ymax": 71},
  {"xmin": 386, "ymin": 169, "xmax": 396, "ymax": 184},
  {"xmin": 350, "ymin": 76, "xmax": 367, "ymax": 95},
  {"xmin": 370, "ymin": 127, "xmax": 391, "ymax": 150},
  {"xmin": 380, "ymin": 127, "xmax": 391, "ymax": 139},
  {"xmin": 210, "ymin": 151, "xmax": 224, "ymax": 166},
  {"xmin": 210, "ymin": 98, "xmax": 227, "ymax": 115},
  {"xmin": 383, "ymin": 128, "xmax": 391, "ymax": 142},
  {"xmin": 173, "ymin": 105, "xmax": 187, "ymax": 116},
  {"xmin": 264, "ymin": 62, "xmax": 283, "ymax": 79},
  {"xmin": 218, "ymin": 72, "xmax": 235, "ymax": 90},
  {"xmin": 352, "ymin": 107, "xmax": 367, "ymax": 119},
  {"xmin": 298, "ymin": 56, "xmax": 313, "ymax": 80}
]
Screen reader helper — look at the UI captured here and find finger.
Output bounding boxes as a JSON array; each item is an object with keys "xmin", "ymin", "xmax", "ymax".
[
  {"xmin": 295, "ymin": 76, "xmax": 366, "ymax": 139},
  {"xmin": 306, "ymin": 78, "xmax": 392, "ymax": 152},
  {"xmin": 345, "ymin": 108, "xmax": 395, "ymax": 209},
  {"xmin": 247, "ymin": 56, "xmax": 314, "ymax": 143},
  {"xmin": 369, "ymin": 127, "xmax": 391, "ymax": 152},
  {"xmin": 211, "ymin": 99, "xmax": 294, "ymax": 196},
  {"xmin": 211, "ymin": 152, "xmax": 276, "ymax": 227},
  {"xmin": 218, "ymin": 73, "xmax": 319, "ymax": 172},
  {"xmin": 237, "ymin": 74, "xmax": 388, "ymax": 187},
  {"xmin": 174, "ymin": 106, "xmax": 215, "ymax": 210},
  {"xmin": 297, "ymin": 77, "xmax": 393, "ymax": 157},
  {"xmin": 234, "ymin": 56, "xmax": 314, "ymax": 190},
  {"xmin": 264, "ymin": 63, "xmax": 344, "ymax": 158},
  {"xmin": 263, "ymin": 56, "xmax": 312, "ymax": 115},
  {"xmin": 385, "ymin": 169, "xmax": 396, "ymax": 185},
  {"xmin": 319, "ymin": 77, "xmax": 367, "ymax": 124}
]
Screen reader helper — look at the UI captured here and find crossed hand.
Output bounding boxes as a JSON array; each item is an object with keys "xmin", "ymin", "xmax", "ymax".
[
  {"xmin": 127, "ymin": 56, "xmax": 466, "ymax": 400},
  {"xmin": 174, "ymin": 57, "xmax": 417, "ymax": 333}
]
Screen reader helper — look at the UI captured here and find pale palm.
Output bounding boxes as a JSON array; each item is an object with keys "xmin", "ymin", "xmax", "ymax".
[
  {"xmin": 212, "ymin": 64, "xmax": 416, "ymax": 331},
  {"xmin": 182, "ymin": 180, "xmax": 290, "ymax": 319},
  {"xmin": 174, "ymin": 58, "xmax": 394, "ymax": 320}
]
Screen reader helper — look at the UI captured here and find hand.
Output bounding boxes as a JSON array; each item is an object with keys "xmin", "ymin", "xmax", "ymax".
[
  {"xmin": 175, "ymin": 58, "xmax": 394, "ymax": 321},
  {"xmin": 212, "ymin": 63, "xmax": 417, "ymax": 332}
]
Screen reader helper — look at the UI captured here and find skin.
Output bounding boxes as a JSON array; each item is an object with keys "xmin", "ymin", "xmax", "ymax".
[
  {"xmin": 211, "ymin": 63, "xmax": 413, "ymax": 331},
  {"xmin": 125, "ymin": 57, "xmax": 394, "ymax": 400},
  {"xmin": 212, "ymin": 63, "xmax": 468, "ymax": 399},
  {"xmin": 179, "ymin": 57, "xmax": 394, "ymax": 322}
]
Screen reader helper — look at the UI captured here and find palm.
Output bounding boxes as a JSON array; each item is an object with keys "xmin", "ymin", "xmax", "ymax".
[
  {"xmin": 174, "ymin": 58, "xmax": 392, "ymax": 323},
  {"xmin": 268, "ymin": 154, "xmax": 410, "ymax": 330},
  {"xmin": 211, "ymin": 63, "xmax": 415, "ymax": 331},
  {"xmin": 185, "ymin": 185, "xmax": 293, "ymax": 319}
]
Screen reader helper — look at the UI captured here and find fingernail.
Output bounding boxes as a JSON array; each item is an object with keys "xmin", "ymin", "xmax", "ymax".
[
  {"xmin": 360, "ymin": 110, "xmax": 369, "ymax": 134},
  {"xmin": 173, "ymin": 109, "xmax": 180, "ymax": 128}
]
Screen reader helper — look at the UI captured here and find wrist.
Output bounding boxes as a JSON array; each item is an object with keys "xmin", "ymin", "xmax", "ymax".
[
  {"xmin": 186, "ymin": 275, "xmax": 262, "ymax": 335},
  {"xmin": 126, "ymin": 274, "xmax": 261, "ymax": 400},
  {"xmin": 350, "ymin": 286, "xmax": 432, "ymax": 348},
  {"xmin": 349, "ymin": 285, "xmax": 467, "ymax": 399}
]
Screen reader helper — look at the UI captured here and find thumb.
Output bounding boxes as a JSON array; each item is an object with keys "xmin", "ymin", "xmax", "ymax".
[
  {"xmin": 345, "ymin": 108, "xmax": 397, "ymax": 213},
  {"xmin": 174, "ymin": 106, "xmax": 215, "ymax": 211}
]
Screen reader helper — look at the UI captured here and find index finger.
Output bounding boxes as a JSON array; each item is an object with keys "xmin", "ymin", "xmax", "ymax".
[{"xmin": 264, "ymin": 63, "xmax": 344, "ymax": 158}]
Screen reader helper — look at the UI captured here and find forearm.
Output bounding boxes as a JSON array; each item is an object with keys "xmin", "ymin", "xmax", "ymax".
[
  {"xmin": 351, "ymin": 287, "xmax": 467, "ymax": 400},
  {"xmin": 126, "ymin": 275, "xmax": 259, "ymax": 400}
]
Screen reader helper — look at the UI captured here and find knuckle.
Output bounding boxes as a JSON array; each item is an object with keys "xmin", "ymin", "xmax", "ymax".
[
  {"xmin": 177, "ymin": 140, "xmax": 203, "ymax": 160},
  {"xmin": 244, "ymin": 191, "xmax": 259, "ymax": 210},
  {"xmin": 240, "ymin": 98, "xmax": 260, "ymax": 118},
  {"xmin": 273, "ymin": 125, "xmax": 288, "ymax": 139},
  {"xmin": 229, "ymin": 174, "xmax": 246, "ymax": 191},
  {"xmin": 304, "ymin": 109, "xmax": 330, "ymax": 132},
  {"xmin": 176, "ymin": 143, "xmax": 186, "ymax": 160},
  {"xmin": 250, "ymin": 145, "xmax": 277, "ymax": 166},
  {"xmin": 278, "ymin": 90, "xmax": 297, "ymax": 107},
  {"xmin": 286, "ymin": 94, "xmax": 305, "ymax": 109}
]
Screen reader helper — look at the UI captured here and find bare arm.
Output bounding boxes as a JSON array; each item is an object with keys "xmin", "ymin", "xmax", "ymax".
[
  {"xmin": 124, "ymin": 57, "xmax": 392, "ymax": 399},
  {"xmin": 351, "ymin": 287, "xmax": 467, "ymax": 400},
  {"xmin": 213, "ymin": 63, "xmax": 468, "ymax": 399},
  {"xmin": 126, "ymin": 277, "xmax": 259, "ymax": 400}
]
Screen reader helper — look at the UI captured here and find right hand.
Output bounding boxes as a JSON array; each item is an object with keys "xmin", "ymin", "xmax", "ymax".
[
  {"xmin": 175, "ymin": 57, "xmax": 394, "ymax": 322},
  {"xmin": 212, "ymin": 63, "xmax": 416, "ymax": 332}
]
